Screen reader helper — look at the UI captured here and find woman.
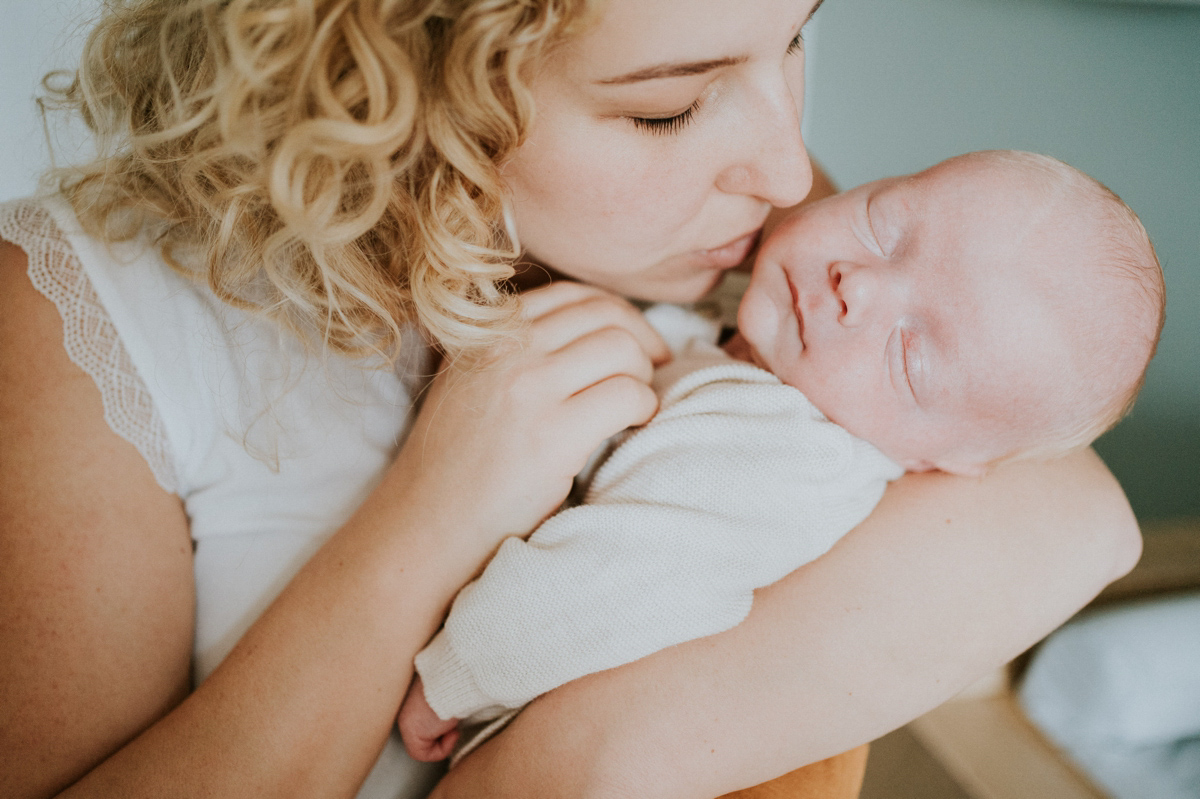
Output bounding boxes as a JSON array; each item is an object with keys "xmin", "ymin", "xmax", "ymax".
[{"xmin": 0, "ymin": 0, "xmax": 1139, "ymax": 797}]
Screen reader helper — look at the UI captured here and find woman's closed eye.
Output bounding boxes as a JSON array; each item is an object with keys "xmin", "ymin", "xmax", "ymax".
[
  {"xmin": 629, "ymin": 100, "xmax": 701, "ymax": 135},
  {"xmin": 629, "ymin": 22, "xmax": 809, "ymax": 137}
]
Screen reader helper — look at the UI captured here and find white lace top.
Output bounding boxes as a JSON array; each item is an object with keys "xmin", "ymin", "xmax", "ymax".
[{"xmin": 0, "ymin": 196, "xmax": 443, "ymax": 799}]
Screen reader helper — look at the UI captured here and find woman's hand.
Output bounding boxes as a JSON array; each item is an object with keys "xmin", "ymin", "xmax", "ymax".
[{"xmin": 394, "ymin": 282, "xmax": 669, "ymax": 553}]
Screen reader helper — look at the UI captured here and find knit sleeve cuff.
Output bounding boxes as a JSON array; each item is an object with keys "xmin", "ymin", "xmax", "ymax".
[{"xmin": 414, "ymin": 630, "xmax": 493, "ymax": 722}]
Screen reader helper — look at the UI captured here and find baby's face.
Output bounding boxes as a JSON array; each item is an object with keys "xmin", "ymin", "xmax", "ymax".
[{"xmin": 738, "ymin": 157, "xmax": 1076, "ymax": 474}]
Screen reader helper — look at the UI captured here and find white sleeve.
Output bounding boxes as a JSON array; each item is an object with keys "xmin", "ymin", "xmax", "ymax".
[{"xmin": 415, "ymin": 349, "xmax": 903, "ymax": 723}]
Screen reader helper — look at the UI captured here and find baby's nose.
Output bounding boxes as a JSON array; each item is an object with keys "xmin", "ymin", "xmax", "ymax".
[{"xmin": 831, "ymin": 262, "xmax": 878, "ymax": 327}]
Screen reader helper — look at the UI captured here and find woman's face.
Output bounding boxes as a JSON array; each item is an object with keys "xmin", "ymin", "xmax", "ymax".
[{"xmin": 503, "ymin": 0, "xmax": 823, "ymax": 302}]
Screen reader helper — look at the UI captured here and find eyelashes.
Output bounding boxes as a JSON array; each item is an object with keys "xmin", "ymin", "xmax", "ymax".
[
  {"xmin": 629, "ymin": 100, "xmax": 701, "ymax": 136},
  {"xmin": 629, "ymin": 27, "xmax": 807, "ymax": 137},
  {"xmin": 787, "ymin": 30, "xmax": 805, "ymax": 56}
]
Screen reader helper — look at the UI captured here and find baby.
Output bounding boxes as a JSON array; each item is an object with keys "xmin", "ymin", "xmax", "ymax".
[{"xmin": 399, "ymin": 150, "xmax": 1164, "ymax": 762}]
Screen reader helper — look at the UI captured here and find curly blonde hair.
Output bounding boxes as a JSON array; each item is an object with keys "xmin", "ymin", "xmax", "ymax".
[{"xmin": 46, "ymin": 0, "xmax": 600, "ymax": 358}]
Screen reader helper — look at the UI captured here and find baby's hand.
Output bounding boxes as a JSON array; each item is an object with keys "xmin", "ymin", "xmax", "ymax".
[{"xmin": 398, "ymin": 675, "xmax": 460, "ymax": 762}]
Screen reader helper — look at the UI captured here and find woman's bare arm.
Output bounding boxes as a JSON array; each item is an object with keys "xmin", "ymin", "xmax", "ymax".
[
  {"xmin": 0, "ymin": 241, "xmax": 195, "ymax": 798},
  {"xmin": 0, "ymin": 239, "xmax": 469, "ymax": 797},
  {"xmin": 433, "ymin": 450, "xmax": 1140, "ymax": 799},
  {"xmin": 0, "ymin": 239, "xmax": 666, "ymax": 797}
]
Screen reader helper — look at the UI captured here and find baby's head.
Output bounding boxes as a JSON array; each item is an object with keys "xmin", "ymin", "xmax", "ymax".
[{"xmin": 738, "ymin": 150, "xmax": 1164, "ymax": 475}]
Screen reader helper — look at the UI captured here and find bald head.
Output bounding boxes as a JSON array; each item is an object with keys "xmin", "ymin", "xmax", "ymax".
[{"xmin": 950, "ymin": 150, "xmax": 1164, "ymax": 459}]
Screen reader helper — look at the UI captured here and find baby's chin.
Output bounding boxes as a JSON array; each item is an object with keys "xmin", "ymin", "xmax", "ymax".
[{"xmin": 735, "ymin": 282, "xmax": 787, "ymax": 366}]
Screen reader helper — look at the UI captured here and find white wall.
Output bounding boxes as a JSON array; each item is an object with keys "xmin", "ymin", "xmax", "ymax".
[{"xmin": 0, "ymin": 0, "xmax": 100, "ymax": 202}]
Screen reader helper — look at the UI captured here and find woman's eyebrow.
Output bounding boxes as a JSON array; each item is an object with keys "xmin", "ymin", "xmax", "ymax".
[
  {"xmin": 595, "ymin": 56, "xmax": 746, "ymax": 86},
  {"xmin": 596, "ymin": 0, "xmax": 827, "ymax": 86}
]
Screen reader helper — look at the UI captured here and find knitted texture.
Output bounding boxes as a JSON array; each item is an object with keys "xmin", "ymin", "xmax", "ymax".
[{"xmin": 417, "ymin": 342, "xmax": 903, "ymax": 722}]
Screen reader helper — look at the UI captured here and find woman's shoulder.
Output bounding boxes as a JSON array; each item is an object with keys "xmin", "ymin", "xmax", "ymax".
[
  {"xmin": 1, "ymin": 194, "xmax": 185, "ymax": 493},
  {"xmin": 2, "ymin": 195, "xmax": 421, "ymax": 507},
  {"xmin": 0, "ymin": 194, "xmax": 189, "ymax": 327}
]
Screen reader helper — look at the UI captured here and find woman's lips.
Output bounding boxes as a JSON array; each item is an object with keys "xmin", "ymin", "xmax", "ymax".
[{"xmin": 698, "ymin": 229, "xmax": 762, "ymax": 269}]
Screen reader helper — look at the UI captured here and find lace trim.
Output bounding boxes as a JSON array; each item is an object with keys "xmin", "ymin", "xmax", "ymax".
[{"xmin": 0, "ymin": 199, "xmax": 179, "ymax": 495}]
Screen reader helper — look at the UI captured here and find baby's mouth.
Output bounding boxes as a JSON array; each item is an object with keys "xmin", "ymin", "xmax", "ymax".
[{"xmin": 784, "ymin": 268, "xmax": 805, "ymax": 352}]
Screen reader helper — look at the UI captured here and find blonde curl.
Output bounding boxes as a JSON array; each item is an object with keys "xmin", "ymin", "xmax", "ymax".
[{"xmin": 45, "ymin": 0, "xmax": 601, "ymax": 357}]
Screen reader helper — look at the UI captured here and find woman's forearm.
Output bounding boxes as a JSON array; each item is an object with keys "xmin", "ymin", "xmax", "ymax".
[
  {"xmin": 60, "ymin": 457, "xmax": 483, "ymax": 799},
  {"xmin": 434, "ymin": 448, "xmax": 1140, "ymax": 799}
]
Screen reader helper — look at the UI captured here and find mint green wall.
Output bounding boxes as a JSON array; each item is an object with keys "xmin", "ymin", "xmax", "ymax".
[{"xmin": 806, "ymin": 0, "xmax": 1200, "ymax": 521}]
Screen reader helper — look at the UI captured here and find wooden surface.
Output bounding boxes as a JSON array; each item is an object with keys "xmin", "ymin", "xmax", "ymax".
[
  {"xmin": 860, "ymin": 727, "xmax": 971, "ymax": 799},
  {"xmin": 1093, "ymin": 517, "xmax": 1200, "ymax": 606},
  {"xmin": 903, "ymin": 517, "xmax": 1200, "ymax": 799},
  {"xmin": 909, "ymin": 695, "xmax": 1109, "ymax": 799},
  {"xmin": 717, "ymin": 746, "xmax": 869, "ymax": 799}
]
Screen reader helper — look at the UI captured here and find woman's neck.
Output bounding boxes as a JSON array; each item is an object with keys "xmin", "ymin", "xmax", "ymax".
[{"xmin": 505, "ymin": 258, "xmax": 564, "ymax": 293}]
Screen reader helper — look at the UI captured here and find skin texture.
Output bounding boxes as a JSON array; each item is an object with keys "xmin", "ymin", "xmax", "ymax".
[
  {"xmin": 399, "ymin": 676, "xmax": 460, "ymax": 762},
  {"xmin": 1, "ymin": 0, "xmax": 1141, "ymax": 795},
  {"xmin": 740, "ymin": 154, "xmax": 1090, "ymax": 473},
  {"xmin": 0, "ymin": 241, "xmax": 194, "ymax": 798}
]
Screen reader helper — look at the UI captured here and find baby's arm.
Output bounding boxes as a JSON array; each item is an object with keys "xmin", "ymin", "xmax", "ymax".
[{"xmin": 407, "ymin": 350, "xmax": 902, "ymax": 749}]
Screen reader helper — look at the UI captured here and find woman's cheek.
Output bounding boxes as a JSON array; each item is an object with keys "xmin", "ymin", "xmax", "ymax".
[
  {"xmin": 585, "ymin": 137, "xmax": 703, "ymax": 242},
  {"xmin": 510, "ymin": 129, "xmax": 678, "ymax": 253}
]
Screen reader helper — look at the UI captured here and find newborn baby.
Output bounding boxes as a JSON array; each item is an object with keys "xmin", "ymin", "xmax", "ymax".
[
  {"xmin": 736, "ymin": 148, "xmax": 1162, "ymax": 474},
  {"xmin": 399, "ymin": 150, "xmax": 1164, "ymax": 762}
]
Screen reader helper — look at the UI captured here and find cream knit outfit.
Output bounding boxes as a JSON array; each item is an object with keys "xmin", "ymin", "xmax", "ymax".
[{"xmin": 416, "ymin": 306, "xmax": 903, "ymax": 725}]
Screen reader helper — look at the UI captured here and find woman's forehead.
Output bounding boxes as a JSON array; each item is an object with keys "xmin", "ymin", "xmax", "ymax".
[{"xmin": 553, "ymin": 0, "xmax": 821, "ymax": 81}]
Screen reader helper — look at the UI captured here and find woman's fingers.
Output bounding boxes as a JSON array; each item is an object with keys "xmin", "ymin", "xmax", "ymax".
[
  {"xmin": 397, "ymin": 281, "xmax": 668, "ymax": 544},
  {"xmin": 565, "ymin": 375, "xmax": 659, "ymax": 453},
  {"xmin": 541, "ymin": 326, "xmax": 657, "ymax": 397},
  {"xmin": 521, "ymin": 283, "xmax": 671, "ymax": 366},
  {"xmin": 519, "ymin": 281, "xmax": 607, "ymax": 319}
]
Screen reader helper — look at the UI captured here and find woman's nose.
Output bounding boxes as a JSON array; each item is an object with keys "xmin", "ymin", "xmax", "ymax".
[
  {"xmin": 714, "ymin": 84, "xmax": 812, "ymax": 208},
  {"xmin": 831, "ymin": 262, "xmax": 880, "ymax": 328}
]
